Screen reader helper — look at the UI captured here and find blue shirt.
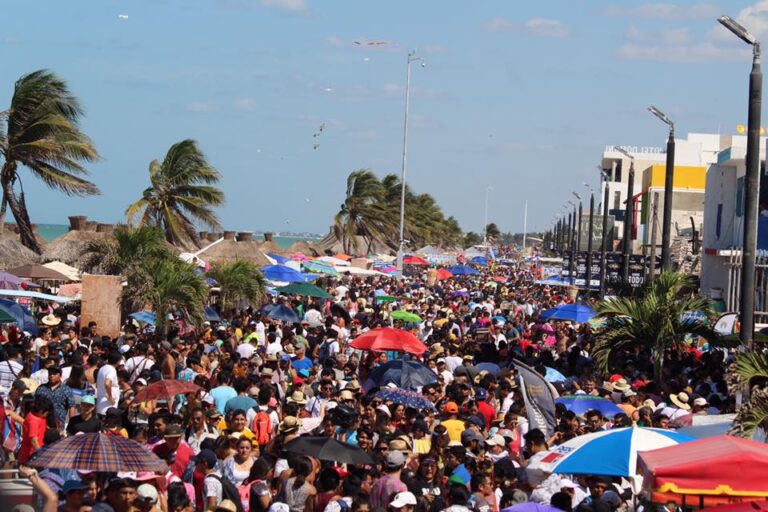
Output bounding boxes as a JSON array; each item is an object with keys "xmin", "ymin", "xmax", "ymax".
[
  {"xmin": 291, "ymin": 357, "xmax": 313, "ymax": 373},
  {"xmin": 210, "ymin": 386, "xmax": 237, "ymax": 414},
  {"xmin": 225, "ymin": 395, "xmax": 257, "ymax": 414}
]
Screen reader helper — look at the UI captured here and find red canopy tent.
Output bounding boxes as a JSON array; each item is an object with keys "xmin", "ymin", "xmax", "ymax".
[
  {"xmin": 349, "ymin": 327, "xmax": 427, "ymax": 355},
  {"xmin": 638, "ymin": 436, "xmax": 768, "ymax": 508},
  {"xmin": 403, "ymin": 256, "xmax": 428, "ymax": 266},
  {"xmin": 436, "ymin": 269, "xmax": 453, "ymax": 281}
]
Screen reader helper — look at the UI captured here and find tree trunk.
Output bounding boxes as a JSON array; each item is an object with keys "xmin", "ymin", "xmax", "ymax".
[
  {"xmin": 0, "ymin": 162, "xmax": 12, "ymax": 239},
  {"xmin": 2, "ymin": 173, "xmax": 40, "ymax": 253}
]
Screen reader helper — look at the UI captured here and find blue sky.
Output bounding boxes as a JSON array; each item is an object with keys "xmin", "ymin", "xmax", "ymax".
[{"xmin": 1, "ymin": 0, "xmax": 767, "ymax": 235}]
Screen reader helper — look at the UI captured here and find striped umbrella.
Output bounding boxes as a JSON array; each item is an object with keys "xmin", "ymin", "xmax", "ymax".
[{"xmin": 26, "ymin": 433, "xmax": 168, "ymax": 472}]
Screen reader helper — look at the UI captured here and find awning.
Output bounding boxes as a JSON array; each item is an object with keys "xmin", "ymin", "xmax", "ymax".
[{"xmin": 0, "ymin": 289, "xmax": 75, "ymax": 303}]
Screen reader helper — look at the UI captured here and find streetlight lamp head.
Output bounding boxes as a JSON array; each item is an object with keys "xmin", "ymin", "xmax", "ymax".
[
  {"xmin": 420, "ymin": 61, "xmax": 426, "ymax": 68},
  {"xmin": 648, "ymin": 105, "xmax": 674, "ymax": 128},
  {"xmin": 718, "ymin": 15, "xmax": 758, "ymax": 46},
  {"xmin": 572, "ymin": 191, "xmax": 582, "ymax": 201}
]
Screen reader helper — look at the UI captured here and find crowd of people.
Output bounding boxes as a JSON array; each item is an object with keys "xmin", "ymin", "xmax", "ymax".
[{"xmin": 0, "ymin": 253, "xmax": 732, "ymax": 512}]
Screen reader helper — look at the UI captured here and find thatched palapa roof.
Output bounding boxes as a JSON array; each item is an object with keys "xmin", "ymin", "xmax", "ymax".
[
  {"xmin": 315, "ymin": 230, "xmax": 392, "ymax": 257},
  {"xmin": 42, "ymin": 228, "xmax": 111, "ymax": 266},
  {"xmin": 286, "ymin": 240, "xmax": 320, "ymax": 257},
  {"xmin": 197, "ymin": 231, "xmax": 271, "ymax": 266},
  {"xmin": 0, "ymin": 237, "xmax": 41, "ymax": 270}
]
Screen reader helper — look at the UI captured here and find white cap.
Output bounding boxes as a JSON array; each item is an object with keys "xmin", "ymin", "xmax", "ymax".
[
  {"xmin": 390, "ymin": 492, "xmax": 417, "ymax": 508},
  {"xmin": 137, "ymin": 484, "xmax": 158, "ymax": 503},
  {"xmin": 485, "ymin": 434, "xmax": 506, "ymax": 447},
  {"xmin": 377, "ymin": 404, "xmax": 391, "ymax": 417},
  {"xmin": 119, "ymin": 345, "xmax": 131, "ymax": 354},
  {"xmin": 693, "ymin": 397, "xmax": 708, "ymax": 406},
  {"xmin": 269, "ymin": 504, "xmax": 290, "ymax": 512}
]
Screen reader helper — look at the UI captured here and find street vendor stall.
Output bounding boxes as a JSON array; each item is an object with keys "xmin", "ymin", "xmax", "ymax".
[{"xmin": 638, "ymin": 436, "xmax": 768, "ymax": 509}]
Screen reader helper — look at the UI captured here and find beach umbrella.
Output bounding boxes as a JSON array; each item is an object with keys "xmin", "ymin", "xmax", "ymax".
[
  {"xmin": 501, "ymin": 504, "xmax": 563, "ymax": 512},
  {"xmin": 291, "ymin": 253, "xmax": 310, "ymax": 262},
  {"xmin": 265, "ymin": 304, "xmax": 301, "ymax": 323},
  {"xmin": 403, "ymin": 255, "xmax": 428, "ymax": 266},
  {"xmin": 130, "ymin": 311, "xmax": 157, "ymax": 326},
  {"xmin": 284, "ymin": 436, "xmax": 374, "ymax": 465},
  {"xmin": 8, "ymin": 264, "xmax": 70, "ymax": 281},
  {"xmin": 262, "ymin": 265, "xmax": 314, "ymax": 283},
  {"xmin": 391, "ymin": 310, "xmax": 422, "ymax": 323},
  {"xmin": 471, "ymin": 256, "xmax": 488, "ymax": 266},
  {"xmin": 540, "ymin": 304, "xmax": 595, "ymax": 323},
  {"xmin": 450, "ymin": 290, "xmax": 470, "ymax": 298},
  {"xmin": 377, "ymin": 296, "xmax": 396, "ymax": 303},
  {"xmin": 0, "ymin": 272, "xmax": 22, "ymax": 290},
  {"xmin": 555, "ymin": 395, "xmax": 623, "ymax": 416},
  {"xmin": 436, "ymin": 269, "xmax": 453, "ymax": 280},
  {"xmin": 448, "ymin": 265, "xmax": 479, "ymax": 276},
  {"xmin": 539, "ymin": 427, "xmax": 695, "ymax": 477},
  {"xmin": 363, "ymin": 360, "xmax": 437, "ymax": 392},
  {"xmin": 350, "ymin": 327, "xmax": 427, "ymax": 355},
  {"xmin": 0, "ymin": 308, "xmax": 17, "ymax": 324},
  {"xmin": 26, "ymin": 433, "xmax": 168, "ymax": 472},
  {"xmin": 303, "ymin": 260, "xmax": 338, "ymax": 276},
  {"xmin": 0, "ymin": 299, "xmax": 36, "ymax": 335},
  {"xmin": 492, "ymin": 315, "xmax": 507, "ymax": 325},
  {"xmin": 374, "ymin": 388, "xmax": 435, "ymax": 410},
  {"xmin": 276, "ymin": 282, "xmax": 332, "ymax": 299},
  {"xmin": 267, "ymin": 253, "xmax": 290, "ymax": 264},
  {"xmin": 491, "ymin": 276, "xmax": 506, "ymax": 283},
  {"xmin": 316, "ymin": 256, "xmax": 350, "ymax": 266},
  {"xmin": 132, "ymin": 380, "xmax": 202, "ymax": 403}
]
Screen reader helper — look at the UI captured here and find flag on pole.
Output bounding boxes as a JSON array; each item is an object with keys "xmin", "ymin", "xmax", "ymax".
[{"xmin": 512, "ymin": 359, "xmax": 559, "ymax": 438}]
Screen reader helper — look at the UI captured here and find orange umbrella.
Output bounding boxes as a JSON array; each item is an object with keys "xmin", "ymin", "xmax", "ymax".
[{"xmin": 436, "ymin": 269, "xmax": 453, "ymax": 280}]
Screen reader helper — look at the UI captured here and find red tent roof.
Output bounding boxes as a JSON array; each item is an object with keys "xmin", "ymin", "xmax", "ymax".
[{"xmin": 638, "ymin": 436, "xmax": 768, "ymax": 497}]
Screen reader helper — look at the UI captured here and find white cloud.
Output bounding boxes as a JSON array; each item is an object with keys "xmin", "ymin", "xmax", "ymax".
[
  {"xmin": 626, "ymin": 24, "xmax": 646, "ymax": 41},
  {"xmin": 524, "ymin": 18, "xmax": 571, "ymax": 38},
  {"xmin": 733, "ymin": 1, "xmax": 768, "ymax": 41},
  {"xmin": 261, "ymin": 0, "xmax": 306, "ymax": 11},
  {"xmin": 324, "ymin": 35, "xmax": 345, "ymax": 47},
  {"xmin": 602, "ymin": 3, "xmax": 718, "ymax": 20},
  {"xmin": 235, "ymin": 98, "xmax": 257, "ymax": 111},
  {"xmin": 382, "ymin": 83, "xmax": 403, "ymax": 96},
  {"xmin": 617, "ymin": 42, "xmax": 749, "ymax": 63},
  {"xmin": 661, "ymin": 28, "xmax": 692, "ymax": 44},
  {"xmin": 186, "ymin": 102, "xmax": 216, "ymax": 113},
  {"xmin": 482, "ymin": 17, "xmax": 570, "ymax": 37},
  {"xmin": 482, "ymin": 18, "xmax": 515, "ymax": 32},
  {"xmin": 348, "ymin": 129, "xmax": 380, "ymax": 141}
]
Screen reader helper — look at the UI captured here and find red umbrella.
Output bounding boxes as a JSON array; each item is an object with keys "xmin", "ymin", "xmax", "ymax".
[
  {"xmin": 492, "ymin": 276, "xmax": 506, "ymax": 283},
  {"xmin": 133, "ymin": 380, "xmax": 202, "ymax": 403},
  {"xmin": 436, "ymin": 269, "xmax": 453, "ymax": 280},
  {"xmin": 403, "ymin": 256, "xmax": 428, "ymax": 266},
  {"xmin": 350, "ymin": 327, "xmax": 427, "ymax": 355}
]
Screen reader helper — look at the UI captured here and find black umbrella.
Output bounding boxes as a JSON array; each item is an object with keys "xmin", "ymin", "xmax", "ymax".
[
  {"xmin": 362, "ymin": 359, "xmax": 438, "ymax": 392},
  {"xmin": 284, "ymin": 436, "xmax": 374, "ymax": 465}
]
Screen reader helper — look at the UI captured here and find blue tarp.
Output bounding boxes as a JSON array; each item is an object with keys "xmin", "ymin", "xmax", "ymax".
[{"xmin": 0, "ymin": 299, "xmax": 37, "ymax": 336}]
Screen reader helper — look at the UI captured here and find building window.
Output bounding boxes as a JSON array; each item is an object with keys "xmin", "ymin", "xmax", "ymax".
[
  {"xmin": 615, "ymin": 160, "xmax": 622, "ymax": 182},
  {"xmin": 613, "ymin": 191, "xmax": 621, "ymax": 210},
  {"xmin": 716, "ymin": 204, "xmax": 723, "ymax": 238}
]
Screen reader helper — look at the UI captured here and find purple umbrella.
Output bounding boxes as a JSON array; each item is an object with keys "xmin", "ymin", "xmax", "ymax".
[
  {"xmin": 0, "ymin": 272, "xmax": 22, "ymax": 290},
  {"xmin": 502, "ymin": 504, "xmax": 563, "ymax": 512},
  {"xmin": 450, "ymin": 290, "xmax": 470, "ymax": 298}
]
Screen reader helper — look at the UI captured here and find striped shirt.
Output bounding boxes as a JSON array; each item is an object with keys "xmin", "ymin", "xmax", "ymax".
[{"xmin": 0, "ymin": 360, "xmax": 23, "ymax": 391}]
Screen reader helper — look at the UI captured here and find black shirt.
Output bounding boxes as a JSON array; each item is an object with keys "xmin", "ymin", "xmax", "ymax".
[{"xmin": 66, "ymin": 414, "xmax": 101, "ymax": 435}]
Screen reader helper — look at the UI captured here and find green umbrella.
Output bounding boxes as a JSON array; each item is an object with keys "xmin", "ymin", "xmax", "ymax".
[
  {"xmin": 391, "ymin": 310, "xmax": 422, "ymax": 323},
  {"xmin": 0, "ymin": 307, "xmax": 15, "ymax": 324},
  {"xmin": 377, "ymin": 296, "xmax": 396, "ymax": 303},
  {"xmin": 276, "ymin": 282, "xmax": 332, "ymax": 299}
]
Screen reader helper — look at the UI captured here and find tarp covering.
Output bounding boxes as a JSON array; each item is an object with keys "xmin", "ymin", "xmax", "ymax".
[{"xmin": 638, "ymin": 436, "xmax": 768, "ymax": 497}]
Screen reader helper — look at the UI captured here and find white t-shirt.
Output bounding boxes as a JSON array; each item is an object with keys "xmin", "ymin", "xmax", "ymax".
[
  {"xmin": 266, "ymin": 340, "xmax": 283, "ymax": 356},
  {"xmin": 33, "ymin": 337, "xmax": 48, "ymax": 354},
  {"xmin": 96, "ymin": 364, "xmax": 120, "ymax": 415},
  {"xmin": 125, "ymin": 356, "xmax": 154, "ymax": 384},
  {"xmin": 237, "ymin": 343, "xmax": 256, "ymax": 359}
]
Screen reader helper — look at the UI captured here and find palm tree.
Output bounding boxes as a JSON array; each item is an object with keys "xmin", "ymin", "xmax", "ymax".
[
  {"xmin": 729, "ymin": 351, "xmax": 768, "ymax": 439},
  {"xmin": 126, "ymin": 139, "xmax": 224, "ymax": 247},
  {"xmin": 464, "ymin": 232, "xmax": 482, "ymax": 248},
  {"xmin": 334, "ymin": 170, "xmax": 393, "ymax": 254},
  {"xmin": 592, "ymin": 271, "xmax": 716, "ymax": 382},
  {"xmin": 207, "ymin": 261, "xmax": 266, "ymax": 314},
  {"xmin": 80, "ymin": 225, "xmax": 171, "ymax": 275},
  {"xmin": 124, "ymin": 257, "xmax": 207, "ymax": 334},
  {"xmin": 485, "ymin": 223, "xmax": 501, "ymax": 243},
  {"xmin": 0, "ymin": 70, "xmax": 99, "ymax": 252}
]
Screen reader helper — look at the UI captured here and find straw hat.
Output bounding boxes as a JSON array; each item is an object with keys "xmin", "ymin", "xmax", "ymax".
[
  {"xmin": 669, "ymin": 392, "xmax": 691, "ymax": 411},
  {"xmin": 41, "ymin": 314, "xmax": 60, "ymax": 326},
  {"xmin": 278, "ymin": 416, "xmax": 302, "ymax": 434},
  {"xmin": 612, "ymin": 379, "xmax": 630, "ymax": 392},
  {"xmin": 287, "ymin": 390, "xmax": 308, "ymax": 405}
]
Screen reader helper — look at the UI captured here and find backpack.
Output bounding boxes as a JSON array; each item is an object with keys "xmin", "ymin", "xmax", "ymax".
[
  {"xmin": 205, "ymin": 474, "xmax": 245, "ymax": 512},
  {"xmin": 252, "ymin": 409, "xmax": 272, "ymax": 446},
  {"xmin": 238, "ymin": 481, "xmax": 255, "ymax": 512}
]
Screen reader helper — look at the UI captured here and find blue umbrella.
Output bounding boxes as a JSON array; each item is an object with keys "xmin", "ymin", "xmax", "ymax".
[
  {"xmin": 0, "ymin": 272, "xmax": 23, "ymax": 290},
  {"xmin": 267, "ymin": 253, "xmax": 290, "ymax": 264},
  {"xmin": 540, "ymin": 304, "xmax": 595, "ymax": 323},
  {"xmin": 262, "ymin": 265, "xmax": 314, "ymax": 283},
  {"xmin": 545, "ymin": 367, "xmax": 567, "ymax": 382},
  {"xmin": 448, "ymin": 265, "xmax": 479, "ymax": 276},
  {"xmin": 204, "ymin": 307, "xmax": 221, "ymax": 322},
  {"xmin": 475, "ymin": 362, "xmax": 501, "ymax": 376},
  {"xmin": 373, "ymin": 388, "xmax": 435, "ymax": 410},
  {"xmin": 363, "ymin": 360, "xmax": 438, "ymax": 392},
  {"xmin": 450, "ymin": 290, "xmax": 470, "ymax": 298},
  {"xmin": 265, "ymin": 304, "xmax": 300, "ymax": 323},
  {"xmin": 0, "ymin": 299, "xmax": 35, "ymax": 335},
  {"xmin": 129, "ymin": 311, "xmax": 157, "ymax": 326},
  {"xmin": 556, "ymin": 395, "xmax": 623, "ymax": 417},
  {"xmin": 471, "ymin": 256, "xmax": 488, "ymax": 266},
  {"xmin": 492, "ymin": 315, "xmax": 507, "ymax": 325}
]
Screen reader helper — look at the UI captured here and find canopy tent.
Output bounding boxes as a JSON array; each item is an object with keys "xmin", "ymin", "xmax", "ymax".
[
  {"xmin": 42, "ymin": 261, "xmax": 81, "ymax": 281},
  {"xmin": 337, "ymin": 266, "xmax": 387, "ymax": 276},
  {"xmin": 8, "ymin": 264, "xmax": 70, "ymax": 281},
  {"xmin": 0, "ymin": 299, "xmax": 37, "ymax": 335},
  {"xmin": 540, "ymin": 304, "xmax": 596, "ymax": 323},
  {"xmin": 315, "ymin": 256, "xmax": 351, "ymax": 266},
  {"xmin": 0, "ymin": 289, "xmax": 75, "ymax": 303},
  {"xmin": 638, "ymin": 436, "xmax": 768, "ymax": 500}
]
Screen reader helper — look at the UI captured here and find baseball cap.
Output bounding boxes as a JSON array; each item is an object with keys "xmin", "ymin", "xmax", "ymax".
[
  {"xmin": 62, "ymin": 480, "xmax": 88, "ymax": 494},
  {"xmin": 390, "ymin": 492, "xmax": 417, "ymax": 509},
  {"xmin": 81, "ymin": 395, "xmax": 96, "ymax": 406},
  {"xmin": 475, "ymin": 388, "xmax": 488, "ymax": 401},
  {"xmin": 164, "ymin": 424, "xmax": 182, "ymax": 438},
  {"xmin": 443, "ymin": 401, "xmax": 459, "ymax": 414},
  {"xmin": 385, "ymin": 450, "xmax": 406, "ymax": 468},
  {"xmin": 693, "ymin": 397, "xmax": 708, "ymax": 406},
  {"xmin": 137, "ymin": 483, "xmax": 159, "ymax": 503},
  {"xmin": 193, "ymin": 449, "xmax": 217, "ymax": 468},
  {"xmin": 485, "ymin": 434, "xmax": 506, "ymax": 447},
  {"xmin": 461, "ymin": 429, "xmax": 483, "ymax": 444},
  {"xmin": 160, "ymin": 341, "xmax": 172, "ymax": 351}
]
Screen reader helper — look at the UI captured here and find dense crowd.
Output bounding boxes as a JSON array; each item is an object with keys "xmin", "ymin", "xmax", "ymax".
[{"xmin": 0, "ymin": 255, "xmax": 732, "ymax": 512}]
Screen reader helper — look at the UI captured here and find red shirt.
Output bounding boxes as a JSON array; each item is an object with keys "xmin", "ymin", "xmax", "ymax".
[
  {"xmin": 477, "ymin": 400, "xmax": 495, "ymax": 430},
  {"xmin": 153, "ymin": 440, "xmax": 195, "ymax": 479},
  {"xmin": 18, "ymin": 413, "xmax": 46, "ymax": 463}
]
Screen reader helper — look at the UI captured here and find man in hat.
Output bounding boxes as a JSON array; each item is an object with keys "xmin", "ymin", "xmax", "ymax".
[
  {"xmin": 35, "ymin": 366, "xmax": 75, "ymax": 431},
  {"xmin": 371, "ymin": 451, "xmax": 409, "ymax": 508},
  {"xmin": 152, "ymin": 423, "xmax": 195, "ymax": 479},
  {"xmin": 661, "ymin": 392, "xmax": 692, "ymax": 423},
  {"xmin": 291, "ymin": 344, "xmax": 313, "ymax": 374},
  {"xmin": 60, "ymin": 480, "xmax": 88, "ymax": 512},
  {"xmin": 195, "ymin": 449, "xmax": 223, "ymax": 510},
  {"xmin": 67, "ymin": 395, "xmax": 101, "ymax": 435}
]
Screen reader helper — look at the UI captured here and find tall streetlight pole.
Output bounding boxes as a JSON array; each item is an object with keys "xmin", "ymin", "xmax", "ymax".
[
  {"xmin": 719, "ymin": 15, "xmax": 762, "ymax": 349},
  {"xmin": 648, "ymin": 105, "xmax": 675, "ymax": 271},
  {"xmin": 615, "ymin": 146, "xmax": 636, "ymax": 285},
  {"xmin": 568, "ymin": 201, "xmax": 577, "ymax": 285},
  {"xmin": 396, "ymin": 50, "xmax": 424, "ymax": 278},
  {"xmin": 585, "ymin": 184, "xmax": 595, "ymax": 291},
  {"xmin": 573, "ymin": 192, "xmax": 583, "ymax": 287},
  {"xmin": 599, "ymin": 167, "xmax": 610, "ymax": 297},
  {"xmin": 483, "ymin": 186, "xmax": 492, "ymax": 245}
]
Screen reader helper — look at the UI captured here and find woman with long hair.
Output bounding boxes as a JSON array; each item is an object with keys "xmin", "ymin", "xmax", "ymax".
[
  {"xmin": 247, "ymin": 456, "xmax": 275, "ymax": 512},
  {"xmin": 281, "ymin": 455, "xmax": 316, "ymax": 512}
]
